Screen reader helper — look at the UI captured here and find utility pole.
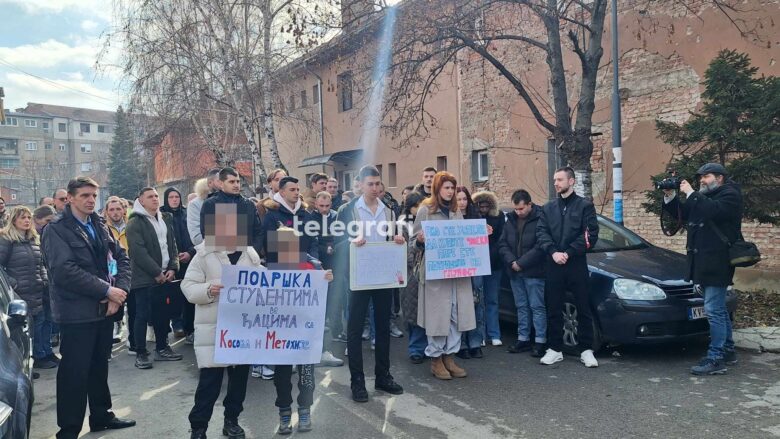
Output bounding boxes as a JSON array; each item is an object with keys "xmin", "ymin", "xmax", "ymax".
[{"xmin": 611, "ymin": 0, "xmax": 624, "ymax": 225}]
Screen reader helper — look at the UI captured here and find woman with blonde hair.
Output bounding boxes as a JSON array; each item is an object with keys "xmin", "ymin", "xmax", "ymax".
[
  {"xmin": 0, "ymin": 206, "xmax": 53, "ymax": 368},
  {"xmin": 412, "ymin": 172, "xmax": 476, "ymax": 380}
]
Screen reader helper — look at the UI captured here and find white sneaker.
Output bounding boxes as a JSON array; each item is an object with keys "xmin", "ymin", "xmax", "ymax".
[
  {"xmin": 389, "ymin": 321, "xmax": 404, "ymax": 338},
  {"xmin": 112, "ymin": 322, "xmax": 122, "ymax": 342},
  {"xmin": 251, "ymin": 365, "xmax": 262, "ymax": 378},
  {"xmin": 491, "ymin": 339, "xmax": 503, "ymax": 346},
  {"xmin": 318, "ymin": 351, "xmax": 344, "ymax": 367},
  {"xmin": 344, "ymin": 347, "xmax": 348, "ymax": 356},
  {"xmin": 146, "ymin": 326, "xmax": 156, "ymax": 343},
  {"xmin": 580, "ymin": 349, "xmax": 599, "ymax": 368},
  {"xmin": 540, "ymin": 349, "xmax": 564, "ymax": 365},
  {"xmin": 261, "ymin": 365, "xmax": 275, "ymax": 380}
]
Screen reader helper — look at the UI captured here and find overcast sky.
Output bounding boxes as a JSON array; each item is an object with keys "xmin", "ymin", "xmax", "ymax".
[{"xmin": 0, "ymin": 0, "xmax": 122, "ymax": 112}]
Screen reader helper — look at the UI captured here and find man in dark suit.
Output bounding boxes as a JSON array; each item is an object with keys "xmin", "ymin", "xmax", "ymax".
[{"xmin": 42, "ymin": 177, "xmax": 135, "ymax": 439}]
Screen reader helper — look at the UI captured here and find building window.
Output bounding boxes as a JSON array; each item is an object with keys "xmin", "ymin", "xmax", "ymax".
[
  {"xmin": 58, "ymin": 123, "xmax": 66, "ymax": 132},
  {"xmin": 81, "ymin": 163, "xmax": 92, "ymax": 172},
  {"xmin": 24, "ymin": 119, "xmax": 37, "ymax": 128},
  {"xmin": 59, "ymin": 143, "xmax": 66, "ymax": 151},
  {"xmin": 42, "ymin": 121, "xmax": 49, "ymax": 130},
  {"xmin": 337, "ymin": 72, "xmax": 353, "ymax": 112},
  {"xmin": 26, "ymin": 141, "xmax": 37, "ymax": 151},
  {"xmin": 300, "ymin": 90, "xmax": 308, "ymax": 108},
  {"xmin": 0, "ymin": 138, "xmax": 18, "ymax": 155},
  {"xmin": 471, "ymin": 150, "xmax": 489, "ymax": 182},
  {"xmin": 80, "ymin": 123, "xmax": 90, "ymax": 133},
  {"xmin": 437, "ymin": 156, "xmax": 448, "ymax": 172},
  {"xmin": 312, "ymin": 84, "xmax": 320, "ymax": 105},
  {"xmin": 98, "ymin": 125, "xmax": 106, "ymax": 133},
  {"xmin": 10, "ymin": 193, "xmax": 16, "ymax": 201},
  {"xmin": 376, "ymin": 164, "xmax": 383, "ymax": 180},
  {"xmin": 1, "ymin": 117, "xmax": 18, "ymax": 126},
  {"xmin": 388, "ymin": 163, "xmax": 397, "ymax": 187},
  {"xmin": 80, "ymin": 144, "xmax": 92, "ymax": 153},
  {"xmin": 289, "ymin": 94, "xmax": 296, "ymax": 111},
  {"xmin": 0, "ymin": 158, "xmax": 20, "ymax": 169},
  {"xmin": 45, "ymin": 142, "xmax": 52, "ymax": 150}
]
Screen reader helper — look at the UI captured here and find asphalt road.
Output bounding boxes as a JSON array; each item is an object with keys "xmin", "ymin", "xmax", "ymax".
[{"xmin": 30, "ymin": 329, "xmax": 780, "ymax": 439}]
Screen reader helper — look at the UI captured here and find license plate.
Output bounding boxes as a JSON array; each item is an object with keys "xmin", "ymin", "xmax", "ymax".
[{"xmin": 688, "ymin": 306, "xmax": 706, "ymax": 320}]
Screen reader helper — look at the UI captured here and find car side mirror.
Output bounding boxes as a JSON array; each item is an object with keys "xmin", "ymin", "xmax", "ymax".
[{"xmin": 7, "ymin": 300, "xmax": 28, "ymax": 330}]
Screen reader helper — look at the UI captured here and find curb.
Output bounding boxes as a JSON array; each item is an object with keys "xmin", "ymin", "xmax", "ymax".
[{"xmin": 733, "ymin": 326, "xmax": 780, "ymax": 353}]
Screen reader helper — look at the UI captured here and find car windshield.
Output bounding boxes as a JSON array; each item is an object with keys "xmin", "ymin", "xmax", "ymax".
[{"xmin": 590, "ymin": 217, "xmax": 647, "ymax": 252}]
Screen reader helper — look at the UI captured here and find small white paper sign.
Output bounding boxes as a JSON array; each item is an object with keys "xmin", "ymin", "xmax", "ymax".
[{"xmin": 349, "ymin": 242, "xmax": 407, "ymax": 291}]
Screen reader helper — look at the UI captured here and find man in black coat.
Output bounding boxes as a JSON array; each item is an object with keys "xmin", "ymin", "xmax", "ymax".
[
  {"xmin": 42, "ymin": 177, "xmax": 135, "ymax": 439},
  {"xmin": 497, "ymin": 189, "xmax": 547, "ymax": 357},
  {"xmin": 536, "ymin": 167, "xmax": 599, "ymax": 368},
  {"xmin": 663, "ymin": 163, "xmax": 743, "ymax": 375},
  {"xmin": 161, "ymin": 187, "xmax": 196, "ymax": 340},
  {"xmin": 200, "ymin": 167, "xmax": 264, "ymax": 255}
]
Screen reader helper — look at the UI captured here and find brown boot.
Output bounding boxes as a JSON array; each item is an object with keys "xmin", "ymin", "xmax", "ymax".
[
  {"xmin": 431, "ymin": 356, "xmax": 452, "ymax": 380},
  {"xmin": 442, "ymin": 354, "xmax": 467, "ymax": 378}
]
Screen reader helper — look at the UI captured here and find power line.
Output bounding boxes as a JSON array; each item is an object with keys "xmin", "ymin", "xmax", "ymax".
[{"xmin": 0, "ymin": 58, "xmax": 117, "ymax": 104}]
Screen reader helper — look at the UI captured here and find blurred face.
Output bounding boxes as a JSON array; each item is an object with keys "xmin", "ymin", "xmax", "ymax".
[
  {"xmin": 513, "ymin": 200, "xmax": 533, "ymax": 219},
  {"xmin": 361, "ymin": 176, "xmax": 381, "ymax": 201},
  {"xmin": 439, "ymin": 181, "xmax": 455, "ymax": 202},
  {"xmin": 106, "ymin": 201, "xmax": 125, "ymax": 223},
  {"xmin": 553, "ymin": 171, "xmax": 574, "ymax": 195},
  {"xmin": 14, "ymin": 212, "xmax": 32, "ymax": 232},
  {"xmin": 456, "ymin": 191, "xmax": 469, "ymax": 213},
  {"xmin": 54, "ymin": 189, "xmax": 68, "ymax": 212},
  {"xmin": 312, "ymin": 178, "xmax": 327, "ymax": 193},
  {"xmin": 204, "ymin": 204, "xmax": 247, "ymax": 251},
  {"xmin": 167, "ymin": 191, "xmax": 181, "ymax": 208},
  {"xmin": 270, "ymin": 171, "xmax": 286, "ymax": 193},
  {"xmin": 68, "ymin": 187, "xmax": 98, "ymax": 218},
  {"xmin": 270, "ymin": 230, "xmax": 301, "ymax": 264},
  {"xmin": 326, "ymin": 180, "xmax": 338, "ymax": 195},
  {"xmin": 280, "ymin": 182, "xmax": 300, "ymax": 205},
  {"xmin": 222, "ymin": 174, "xmax": 241, "ymax": 195},
  {"xmin": 422, "ymin": 171, "xmax": 435, "ymax": 190},
  {"xmin": 315, "ymin": 197, "xmax": 332, "ymax": 216},
  {"xmin": 139, "ymin": 189, "xmax": 160, "ymax": 214}
]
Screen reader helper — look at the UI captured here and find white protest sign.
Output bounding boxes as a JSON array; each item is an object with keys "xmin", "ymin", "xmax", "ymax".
[
  {"xmin": 422, "ymin": 219, "xmax": 491, "ymax": 280},
  {"xmin": 214, "ymin": 265, "xmax": 328, "ymax": 365},
  {"xmin": 350, "ymin": 242, "xmax": 407, "ymax": 291}
]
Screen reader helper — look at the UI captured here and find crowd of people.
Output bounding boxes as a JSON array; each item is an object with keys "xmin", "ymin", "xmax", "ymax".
[{"xmin": 0, "ymin": 159, "xmax": 743, "ymax": 439}]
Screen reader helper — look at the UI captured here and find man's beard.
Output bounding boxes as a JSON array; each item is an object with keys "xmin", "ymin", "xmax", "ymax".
[{"xmin": 699, "ymin": 181, "xmax": 721, "ymax": 194}]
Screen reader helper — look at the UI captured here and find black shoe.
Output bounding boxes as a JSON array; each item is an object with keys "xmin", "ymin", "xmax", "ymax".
[
  {"xmin": 190, "ymin": 427, "xmax": 207, "ymax": 439},
  {"xmin": 332, "ymin": 333, "xmax": 348, "ymax": 343},
  {"xmin": 531, "ymin": 343, "xmax": 546, "ymax": 358},
  {"xmin": 33, "ymin": 358, "xmax": 58, "ymax": 369},
  {"xmin": 90, "ymin": 416, "xmax": 136, "ymax": 432},
  {"xmin": 508, "ymin": 340, "xmax": 532, "ymax": 353},
  {"xmin": 469, "ymin": 348, "xmax": 484, "ymax": 359},
  {"xmin": 154, "ymin": 346, "xmax": 183, "ymax": 361},
  {"xmin": 375, "ymin": 375, "xmax": 404, "ymax": 395},
  {"xmin": 351, "ymin": 381, "xmax": 369, "ymax": 403},
  {"xmin": 409, "ymin": 354, "xmax": 424, "ymax": 364},
  {"xmin": 32, "ymin": 372, "xmax": 40, "ymax": 380},
  {"xmin": 455, "ymin": 348, "xmax": 471, "ymax": 359},
  {"xmin": 222, "ymin": 418, "xmax": 245, "ymax": 439},
  {"xmin": 724, "ymin": 350, "xmax": 738, "ymax": 365},
  {"xmin": 135, "ymin": 352, "xmax": 153, "ymax": 369},
  {"xmin": 691, "ymin": 358, "xmax": 727, "ymax": 376},
  {"xmin": 46, "ymin": 353, "xmax": 61, "ymax": 364}
]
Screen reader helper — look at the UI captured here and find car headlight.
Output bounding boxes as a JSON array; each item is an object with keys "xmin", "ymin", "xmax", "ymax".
[
  {"xmin": 0, "ymin": 401, "xmax": 13, "ymax": 436},
  {"xmin": 613, "ymin": 279, "xmax": 667, "ymax": 300}
]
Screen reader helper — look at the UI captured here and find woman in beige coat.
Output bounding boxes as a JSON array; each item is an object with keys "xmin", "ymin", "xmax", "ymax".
[{"xmin": 412, "ymin": 172, "xmax": 476, "ymax": 380}]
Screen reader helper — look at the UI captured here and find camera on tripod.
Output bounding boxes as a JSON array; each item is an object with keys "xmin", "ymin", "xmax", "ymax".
[{"xmin": 655, "ymin": 171, "xmax": 682, "ymax": 191}]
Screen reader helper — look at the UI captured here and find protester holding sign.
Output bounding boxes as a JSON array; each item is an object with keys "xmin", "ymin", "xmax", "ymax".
[
  {"xmin": 181, "ymin": 203, "xmax": 258, "ymax": 439},
  {"xmin": 412, "ymin": 172, "xmax": 476, "ymax": 380}
]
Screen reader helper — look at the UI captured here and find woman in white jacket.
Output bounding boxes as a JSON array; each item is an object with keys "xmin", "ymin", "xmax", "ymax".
[{"xmin": 181, "ymin": 204, "xmax": 263, "ymax": 439}]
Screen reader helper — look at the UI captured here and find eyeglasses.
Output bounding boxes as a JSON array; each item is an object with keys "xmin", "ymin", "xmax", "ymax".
[{"xmin": 57, "ymin": 197, "xmax": 67, "ymax": 202}]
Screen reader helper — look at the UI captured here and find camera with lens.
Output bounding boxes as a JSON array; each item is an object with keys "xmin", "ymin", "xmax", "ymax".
[{"xmin": 655, "ymin": 171, "xmax": 681, "ymax": 190}]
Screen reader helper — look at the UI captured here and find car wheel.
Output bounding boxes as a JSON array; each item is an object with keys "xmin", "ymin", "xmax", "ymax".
[{"xmin": 562, "ymin": 293, "xmax": 602, "ymax": 355}]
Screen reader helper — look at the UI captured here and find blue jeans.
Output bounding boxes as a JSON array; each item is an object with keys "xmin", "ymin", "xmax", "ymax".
[
  {"xmin": 32, "ymin": 311, "xmax": 53, "ymax": 360},
  {"xmin": 407, "ymin": 323, "xmax": 427, "ymax": 357},
  {"xmin": 703, "ymin": 286, "xmax": 734, "ymax": 360},
  {"xmin": 462, "ymin": 277, "xmax": 485, "ymax": 349},
  {"xmin": 482, "ymin": 269, "xmax": 503, "ymax": 340},
  {"xmin": 509, "ymin": 275, "xmax": 547, "ymax": 343}
]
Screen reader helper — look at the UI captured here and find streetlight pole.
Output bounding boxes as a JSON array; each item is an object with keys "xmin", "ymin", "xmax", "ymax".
[{"xmin": 611, "ymin": 0, "xmax": 624, "ymax": 225}]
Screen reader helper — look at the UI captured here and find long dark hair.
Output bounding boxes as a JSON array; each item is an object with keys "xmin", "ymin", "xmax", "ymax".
[
  {"xmin": 455, "ymin": 186, "xmax": 479, "ymax": 219},
  {"xmin": 402, "ymin": 191, "xmax": 425, "ymax": 220}
]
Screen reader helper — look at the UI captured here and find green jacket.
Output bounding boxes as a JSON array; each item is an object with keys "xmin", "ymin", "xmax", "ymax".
[{"xmin": 127, "ymin": 208, "xmax": 179, "ymax": 290}]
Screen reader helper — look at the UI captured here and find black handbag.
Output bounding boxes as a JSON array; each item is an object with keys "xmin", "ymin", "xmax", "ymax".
[{"xmin": 709, "ymin": 222, "xmax": 761, "ymax": 267}]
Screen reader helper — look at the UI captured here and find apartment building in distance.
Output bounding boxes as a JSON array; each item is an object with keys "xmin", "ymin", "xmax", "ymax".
[{"xmin": 0, "ymin": 103, "xmax": 116, "ymax": 207}]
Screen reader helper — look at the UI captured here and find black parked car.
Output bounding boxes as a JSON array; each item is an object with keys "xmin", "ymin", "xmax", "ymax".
[
  {"xmin": 0, "ymin": 268, "xmax": 33, "ymax": 438},
  {"xmin": 499, "ymin": 215, "xmax": 737, "ymax": 353}
]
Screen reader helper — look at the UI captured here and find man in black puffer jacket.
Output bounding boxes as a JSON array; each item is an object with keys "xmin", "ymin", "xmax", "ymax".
[
  {"xmin": 497, "ymin": 189, "xmax": 546, "ymax": 357},
  {"xmin": 42, "ymin": 177, "xmax": 135, "ymax": 438},
  {"xmin": 662, "ymin": 163, "xmax": 743, "ymax": 375},
  {"xmin": 161, "ymin": 187, "xmax": 196, "ymax": 340},
  {"xmin": 472, "ymin": 190, "xmax": 505, "ymax": 346},
  {"xmin": 536, "ymin": 167, "xmax": 599, "ymax": 368}
]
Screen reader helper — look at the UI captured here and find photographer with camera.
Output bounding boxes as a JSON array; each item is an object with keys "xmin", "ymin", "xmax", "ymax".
[{"xmin": 662, "ymin": 163, "xmax": 742, "ymax": 376}]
